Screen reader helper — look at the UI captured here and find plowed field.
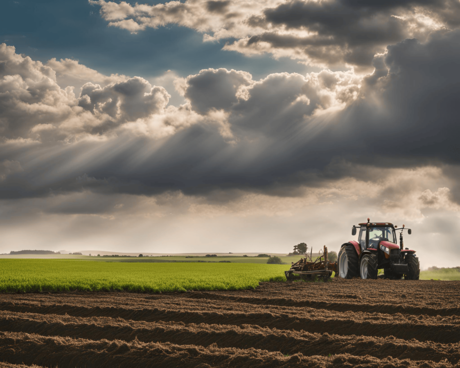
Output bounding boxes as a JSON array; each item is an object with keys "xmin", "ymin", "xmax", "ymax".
[{"xmin": 0, "ymin": 279, "xmax": 459, "ymax": 367}]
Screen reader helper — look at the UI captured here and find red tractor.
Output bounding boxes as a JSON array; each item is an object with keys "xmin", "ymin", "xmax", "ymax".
[{"xmin": 338, "ymin": 219, "xmax": 420, "ymax": 280}]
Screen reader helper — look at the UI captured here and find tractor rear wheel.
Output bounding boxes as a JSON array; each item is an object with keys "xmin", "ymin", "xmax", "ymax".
[
  {"xmin": 405, "ymin": 253, "xmax": 420, "ymax": 280},
  {"xmin": 360, "ymin": 254, "xmax": 378, "ymax": 279},
  {"xmin": 338, "ymin": 245, "xmax": 359, "ymax": 279}
]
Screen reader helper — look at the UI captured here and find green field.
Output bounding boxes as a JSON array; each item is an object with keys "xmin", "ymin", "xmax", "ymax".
[
  {"xmin": 0, "ymin": 258, "xmax": 456, "ymax": 294},
  {"xmin": 420, "ymin": 268, "xmax": 460, "ymax": 281},
  {"xmin": 0, "ymin": 260, "xmax": 290, "ymax": 293},
  {"xmin": 0, "ymin": 254, "xmax": 306, "ymax": 264}
]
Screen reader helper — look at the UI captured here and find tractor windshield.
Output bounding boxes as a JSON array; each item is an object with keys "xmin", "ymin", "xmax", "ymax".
[{"xmin": 368, "ymin": 226, "xmax": 396, "ymax": 248}]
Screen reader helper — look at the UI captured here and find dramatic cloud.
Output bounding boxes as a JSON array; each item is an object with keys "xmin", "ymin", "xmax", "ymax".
[
  {"xmin": 0, "ymin": 44, "xmax": 181, "ymax": 141},
  {"xmin": 90, "ymin": 0, "xmax": 460, "ymax": 70},
  {"xmin": 1, "ymin": 29, "xmax": 460, "ymax": 206}
]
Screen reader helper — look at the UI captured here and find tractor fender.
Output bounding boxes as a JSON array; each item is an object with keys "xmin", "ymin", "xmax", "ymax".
[
  {"xmin": 361, "ymin": 249, "xmax": 377, "ymax": 255},
  {"xmin": 341, "ymin": 241, "xmax": 360, "ymax": 257},
  {"xmin": 401, "ymin": 250, "xmax": 416, "ymax": 254}
]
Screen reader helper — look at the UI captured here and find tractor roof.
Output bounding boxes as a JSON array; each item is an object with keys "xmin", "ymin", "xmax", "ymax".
[{"xmin": 358, "ymin": 222, "xmax": 394, "ymax": 227}]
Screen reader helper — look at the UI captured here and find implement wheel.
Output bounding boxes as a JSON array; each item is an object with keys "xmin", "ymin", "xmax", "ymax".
[{"xmin": 285, "ymin": 271, "xmax": 294, "ymax": 281}]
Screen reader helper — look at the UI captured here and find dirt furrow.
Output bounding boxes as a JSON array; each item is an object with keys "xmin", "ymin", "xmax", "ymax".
[
  {"xmin": 0, "ymin": 331, "xmax": 458, "ymax": 368},
  {"xmin": 0, "ymin": 364, "xmax": 43, "ymax": 368},
  {"xmin": 186, "ymin": 291, "xmax": 460, "ymax": 317},
  {"xmin": 0, "ymin": 300, "xmax": 459, "ymax": 344},
  {"xmin": 3, "ymin": 295, "xmax": 459, "ymax": 327},
  {"xmin": 0, "ymin": 310, "xmax": 459, "ymax": 363}
]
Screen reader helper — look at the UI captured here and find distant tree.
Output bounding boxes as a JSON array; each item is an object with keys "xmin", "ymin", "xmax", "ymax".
[
  {"xmin": 257, "ymin": 254, "xmax": 270, "ymax": 257},
  {"xmin": 292, "ymin": 243, "xmax": 308, "ymax": 255},
  {"xmin": 139, "ymin": 254, "xmax": 143, "ymax": 257},
  {"xmin": 97, "ymin": 254, "xmax": 100, "ymax": 257},
  {"xmin": 267, "ymin": 256, "xmax": 283, "ymax": 264},
  {"xmin": 243, "ymin": 255, "xmax": 248, "ymax": 257},
  {"xmin": 297, "ymin": 243, "xmax": 308, "ymax": 254},
  {"xmin": 328, "ymin": 251, "xmax": 338, "ymax": 262}
]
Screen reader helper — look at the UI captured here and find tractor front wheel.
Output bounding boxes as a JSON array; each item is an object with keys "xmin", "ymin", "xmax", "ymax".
[
  {"xmin": 405, "ymin": 254, "xmax": 420, "ymax": 280},
  {"xmin": 360, "ymin": 254, "xmax": 378, "ymax": 279},
  {"xmin": 338, "ymin": 245, "xmax": 359, "ymax": 279}
]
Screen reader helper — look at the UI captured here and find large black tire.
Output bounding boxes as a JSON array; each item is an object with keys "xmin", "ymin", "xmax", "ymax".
[
  {"xmin": 384, "ymin": 268, "xmax": 403, "ymax": 280},
  {"xmin": 360, "ymin": 253, "xmax": 378, "ymax": 279},
  {"xmin": 405, "ymin": 253, "xmax": 420, "ymax": 280},
  {"xmin": 338, "ymin": 245, "xmax": 359, "ymax": 279},
  {"xmin": 336, "ymin": 247, "xmax": 344, "ymax": 278}
]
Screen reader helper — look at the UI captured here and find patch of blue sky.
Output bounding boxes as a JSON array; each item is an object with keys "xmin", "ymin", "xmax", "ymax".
[{"xmin": 0, "ymin": 0, "xmax": 310, "ymax": 82}]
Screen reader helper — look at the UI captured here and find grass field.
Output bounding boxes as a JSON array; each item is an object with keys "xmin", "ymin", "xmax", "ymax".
[
  {"xmin": 0, "ymin": 258, "xmax": 456, "ymax": 294},
  {"xmin": 0, "ymin": 260, "xmax": 289, "ymax": 293},
  {"xmin": 0, "ymin": 254, "xmax": 307, "ymax": 264},
  {"xmin": 420, "ymin": 268, "xmax": 460, "ymax": 281}
]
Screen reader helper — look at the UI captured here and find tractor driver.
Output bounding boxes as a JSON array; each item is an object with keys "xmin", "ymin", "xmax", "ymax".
[{"xmin": 368, "ymin": 227, "xmax": 384, "ymax": 249}]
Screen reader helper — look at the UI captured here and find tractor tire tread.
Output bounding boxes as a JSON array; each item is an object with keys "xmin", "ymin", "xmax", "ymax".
[
  {"xmin": 342, "ymin": 245, "xmax": 359, "ymax": 279},
  {"xmin": 361, "ymin": 253, "xmax": 378, "ymax": 279},
  {"xmin": 405, "ymin": 253, "xmax": 420, "ymax": 280}
]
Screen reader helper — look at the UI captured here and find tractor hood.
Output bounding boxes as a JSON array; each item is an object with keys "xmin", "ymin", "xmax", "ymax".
[{"xmin": 379, "ymin": 241, "xmax": 399, "ymax": 250}]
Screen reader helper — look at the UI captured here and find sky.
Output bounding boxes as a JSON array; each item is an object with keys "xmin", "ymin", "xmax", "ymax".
[{"xmin": 1, "ymin": 0, "xmax": 460, "ymax": 267}]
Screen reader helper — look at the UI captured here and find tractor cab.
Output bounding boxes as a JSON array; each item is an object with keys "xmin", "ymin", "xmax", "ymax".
[{"xmin": 353, "ymin": 222, "xmax": 399, "ymax": 251}]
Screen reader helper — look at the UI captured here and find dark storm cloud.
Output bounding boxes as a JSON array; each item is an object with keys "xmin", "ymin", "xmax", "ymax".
[
  {"xmin": 78, "ymin": 77, "xmax": 170, "ymax": 134},
  {"xmin": 1, "ymin": 30, "xmax": 460, "ymax": 204},
  {"xmin": 184, "ymin": 68, "xmax": 252, "ymax": 115},
  {"xmin": 206, "ymin": 1, "xmax": 230, "ymax": 14},
  {"xmin": 253, "ymin": 0, "xmax": 453, "ymax": 67}
]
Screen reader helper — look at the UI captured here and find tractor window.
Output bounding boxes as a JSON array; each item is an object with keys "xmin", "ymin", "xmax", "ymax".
[
  {"xmin": 368, "ymin": 226, "xmax": 396, "ymax": 248},
  {"xmin": 382, "ymin": 227, "xmax": 396, "ymax": 243},
  {"xmin": 358, "ymin": 228, "xmax": 366, "ymax": 251}
]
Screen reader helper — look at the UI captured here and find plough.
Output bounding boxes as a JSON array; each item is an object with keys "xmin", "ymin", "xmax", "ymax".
[{"xmin": 285, "ymin": 245, "xmax": 337, "ymax": 281}]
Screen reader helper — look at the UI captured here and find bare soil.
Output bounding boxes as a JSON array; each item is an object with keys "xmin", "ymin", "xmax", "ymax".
[{"xmin": 0, "ymin": 279, "xmax": 459, "ymax": 367}]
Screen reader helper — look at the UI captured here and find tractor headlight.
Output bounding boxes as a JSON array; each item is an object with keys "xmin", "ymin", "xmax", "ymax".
[{"xmin": 380, "ymin": 245, "xmax": 390, "ymax": 255}]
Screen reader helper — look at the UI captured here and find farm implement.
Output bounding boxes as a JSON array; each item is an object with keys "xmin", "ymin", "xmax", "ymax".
[{"xmin": 285, "ymin": 246, "xmax": 337, "ymax": 281}]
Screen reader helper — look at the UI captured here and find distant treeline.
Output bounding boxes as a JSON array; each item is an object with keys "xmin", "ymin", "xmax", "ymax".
[
  {"xmin": 120, "ymin": 260, "xmax": 231, "ymax": 263},
  {"xmin": 10, "ymin": 250, "xmax": 60, "ymax": 255},
  {"xmin": 427, "ymin": 266, "xmax": 460, "ymax": 271},
  {"xmin": 101, "ymin": 254, "xmax": 135, "ymax": 257}
]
